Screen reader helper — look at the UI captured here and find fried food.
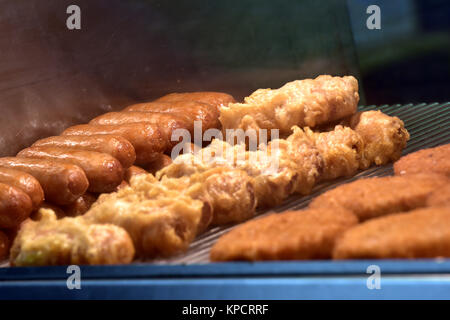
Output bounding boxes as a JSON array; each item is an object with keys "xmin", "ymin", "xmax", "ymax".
[
  {"xmin": 89, "ymin": 112, "xmax": 192, "ymax": 148},
  {"xmin": 182, "ymin": 167, "xmax": 257, "ymax": 225},
  {"xmin": 333, "ymin": 206, "xmax": 450, "ymax": 259},
  {"xmin": 0, "ymin": 157, "xmax": 89, "ymax": 205},
  {"xmin": 124, "ymin": 165, "xmax": 148, "ymax": 183},
  {"xmin": 310, "ymin": 174, "xmax": 449, "ymax": 221},
  {"xmin": 427, "ymin": 184, "xmax": 450, "ymax": 207},
  {"xmin": 210, "ymin": 208, "xmax": 357, "ymax": 261},
  {"xmin": 124, "ymin": 100, "xmax": 220, "ymax": 132},
  {"xmin": 18, "ymin": 147, "xmax": 124, "ymax": 193},
  {"xmin": 32, "ymin": 135, "xmax": 136, "ymax": 168},
  {"xmin": 0, "ymin": 167, "xmax": 44, "ymax": 210},
  {"xmin": 349, "ymin": 110, "xmax": 410, "ymax": 168},
  {"xmin": 145, "ymin": 153, "xmax": 173, "ymax": 175},
  {"xmin": 0, "ymin": 183, "xmax": 33, "ymax": 229},
  {"xmin": 219, "ymin": 75, "xmax": 359, "ymax": 137},
  {"xmin": 0, "ymin": 230, "xmax": 9, "ymax": 261},
  {"xmin": 302, "ymin": 126, "xmax": 364, "ymax": 180},
  {"xmin": 10, "ymin": 209, "xmax": 135, "ymax": 266},
  {"xmin": 62, "ymin": 193, "xmax": 98, "ymax": 217},
  {"xmin": 84, "ymin": 174, "xmax": 205, "ymax": 257},
  {"xmin": 155, "ymin": 91, "xmax": 236, "ymax": 108},
  {"xmin": 394, "ymin": 144, "xmax": 450, "ymax": 177},
  {"xmin": 158, "ymin": 136, "xmax": 322, "ymax": 207},
  {"xmin": 62, "ymin": 123, "xmax": 167, "ymax": 165}
]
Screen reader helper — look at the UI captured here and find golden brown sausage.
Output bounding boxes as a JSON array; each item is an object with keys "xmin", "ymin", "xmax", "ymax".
[
  {"xmin": 89, "ymin": 112, "xmax": 193, "ymax": 148},
  {"xmin": 0, "ymin": 230, "xmax": 10, "ymax": 261},
  {"xmin": 0, "ymin": 183, "xmax": 33, "ymax": 228},
  {"xmin": 124, "ymin": 100, "xmax": 220, "ymax": 131},
  {"xmin": 32, "ymin": 135, "xmax": 136, "ymax": 168},
  {"xmin": 17, "ymin": 147, "xmax": 124, "ymax": 194},
  {"xmin": 155, "ymin": 91, "xmax": 236, "ymax": 108},
  {"xmin": 0, "ymin": 167, "xmax": 44, "ymax": 210},
  {"xmin": 145, "ymin": 154, "xmax": 173, "ymax": 175},
  {"xmin": 124, "ymin": 165, "xmax": 148, "ymax": 183},
  {"xmin": 62, "ymin": 193, "xmax": 97, "ymax": 217},
  {"xmin": 62, "ymin": 123, "xmax": 167, "ymax": 165},
  {"xmin": 0, "ymin": 157, "xmax": 89, "ymax": 205}
]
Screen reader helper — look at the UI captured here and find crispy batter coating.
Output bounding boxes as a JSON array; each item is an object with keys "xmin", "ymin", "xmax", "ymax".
[
  {"xmin": 219, "ymin": 75, "xmax": 359, "ymax": 136},
  {"xmin": 10, "ymin": 209, "xmax": 135, "ymax": 266},
  {"xmin": 210, "ymin": 208, "xmax": 357, "ymax": 261},
  {"xmin": 427, "ymin": 184, "xmax": 450, "ymax": 207},
  {"xmin": 349, "ymin": 110, "xmax": 410, "ymax": 168},
  {"xmin": 333, "ymin": 206, "xmax": 450, "ymax": 259},
  {"xmin": 394, "ymin": 144, "xmax": 450, "ymax": 177},
  {"xmin": 158, "ymin": 136, "xmax": 322, "ymax": 207},
  {"xmin": 310, "ymin": 174, "xmax": 449, "ymax": 221},
  {"xmin": 185, "ymin": 167, "xmax": 257, "ymax": 225},
  {"xmin": 85, "ymin": 174, "xmax": 204, "ymax": 258},
  {"xmin": 302, "ymin": 126, "xmax": 364, "ymax": 180}
]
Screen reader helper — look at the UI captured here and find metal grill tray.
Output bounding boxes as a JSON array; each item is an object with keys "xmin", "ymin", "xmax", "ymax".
[{"xmin": 1, "ymin": 102, "xmax": 449, "ymax": 299}]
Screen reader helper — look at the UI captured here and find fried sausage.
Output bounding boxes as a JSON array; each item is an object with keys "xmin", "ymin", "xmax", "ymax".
[
  {"xmin": 124, "ymin": 100, "xmax": 220, "ymax": 131},
  {"xmin": 0, "ymin": 157, "xmax": 89, "ymax": 205},
  {"xmin": 62, "ymin": 123, "xmax": 167, "ymax": 165},
  {"xmin": 33, "ymin": 135, "xmax": 136, "ymax": 168},
  {"xmin": 17, "ymin": 147, "xmax": 124, "ymax": 193},
  {"xmin": 0, "ymin": 167, "xmax": 44, "ymax": 210},
  {"xmin": 124, "ymin": 165, "xmax": 148, "ymax": 183},
  {"xmin": 89, "ymin": 112, "xmax": 192, "ymax": 148},
  {"xmin": 145, "ymin": 154, "xmax": 173, "ymax": 175},
  {"xmin": 62, "ymin": 193, "xmax": 97, "ymax": 217},
  {"xmin": 155, "ymin": 91, "xmax": 236, "ymax": 108},
  {"xmin": 0, "ymin": 230, "xmax": 9, "ymax": 261},
  {"xmin": 0, "ymin": 183, "xmax": 33, "ymax": 228}
]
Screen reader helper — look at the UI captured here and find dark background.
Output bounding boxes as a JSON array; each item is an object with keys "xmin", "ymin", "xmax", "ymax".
[{"xmin": 0, "ymin": 0, "xmax": 448, "ymax": 156}]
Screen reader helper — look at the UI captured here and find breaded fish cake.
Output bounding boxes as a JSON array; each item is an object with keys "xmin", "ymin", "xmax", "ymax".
[
  {"xmin": 394, "ymin": 144, "xmax": 450, "ymax": 177},
  {"xmin": 210, "ymin": 208, "xmax": 357, "ymax": 262},
  {"xmin": 427, "ymin": 184, "xmax": 450, "ymax": 207},
  {"xmin": 309, "ymin": 174, "xmax": 449, "ymax": 221},
  {"xmin": 333, "ymin": 206, "xmax": 450, "ymax": 259}
]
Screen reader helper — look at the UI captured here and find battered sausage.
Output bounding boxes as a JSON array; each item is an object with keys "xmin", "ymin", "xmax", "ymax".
[
  {"xmin": 62, "ymin": 123, "xmax": 167, "ymax": 165},
  {"xmin": 124, "ymin": 100, "xmax": 220, "ymax": 131},
  {"xmin": 0, "ymin": 230, "xmax": 9, "ymax": 261},
  {"xmin": 0, "ymin": 183, "xmax": 33, "ymax": 228},
  {"xmin": 155, "ymin": 91, "xmax": 236, "ymax": 108},
  {"xmin": 0, "ymin": 167, "xmax": 44, "ymax": 210},
  {"xmin": 0, "ymin": 157, "xmax": 89, "ymax": 205},
  {"xmin": 17, "ymin": 147, "xmax": 124, "ymax": 193},
  {"xmin": 33, "ymin": 135, "xmax": 136, "ymax": 168}
]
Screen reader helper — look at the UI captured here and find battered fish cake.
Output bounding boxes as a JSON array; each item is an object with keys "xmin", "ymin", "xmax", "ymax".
[
  {"xmin": 394, "ymin": 144, "xmax": 450, "ymax": 177},
  {"xmin": 427, "ymin": 184, "xmax": 450, "ymax": 207},
  {"xmin": 10, "ymin": 209, "xmax": 135, "ymax": 266},
  {"xmin": 333, "ymin": 206, "xmax": 450, "ymax": 259},
  {"xmin": 309, "ymin": 174, "xmax": 449, "ymax": 221},
  {"xmin": 210, "ymin": 208, "xmax": 357, "ymax": 262}
]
